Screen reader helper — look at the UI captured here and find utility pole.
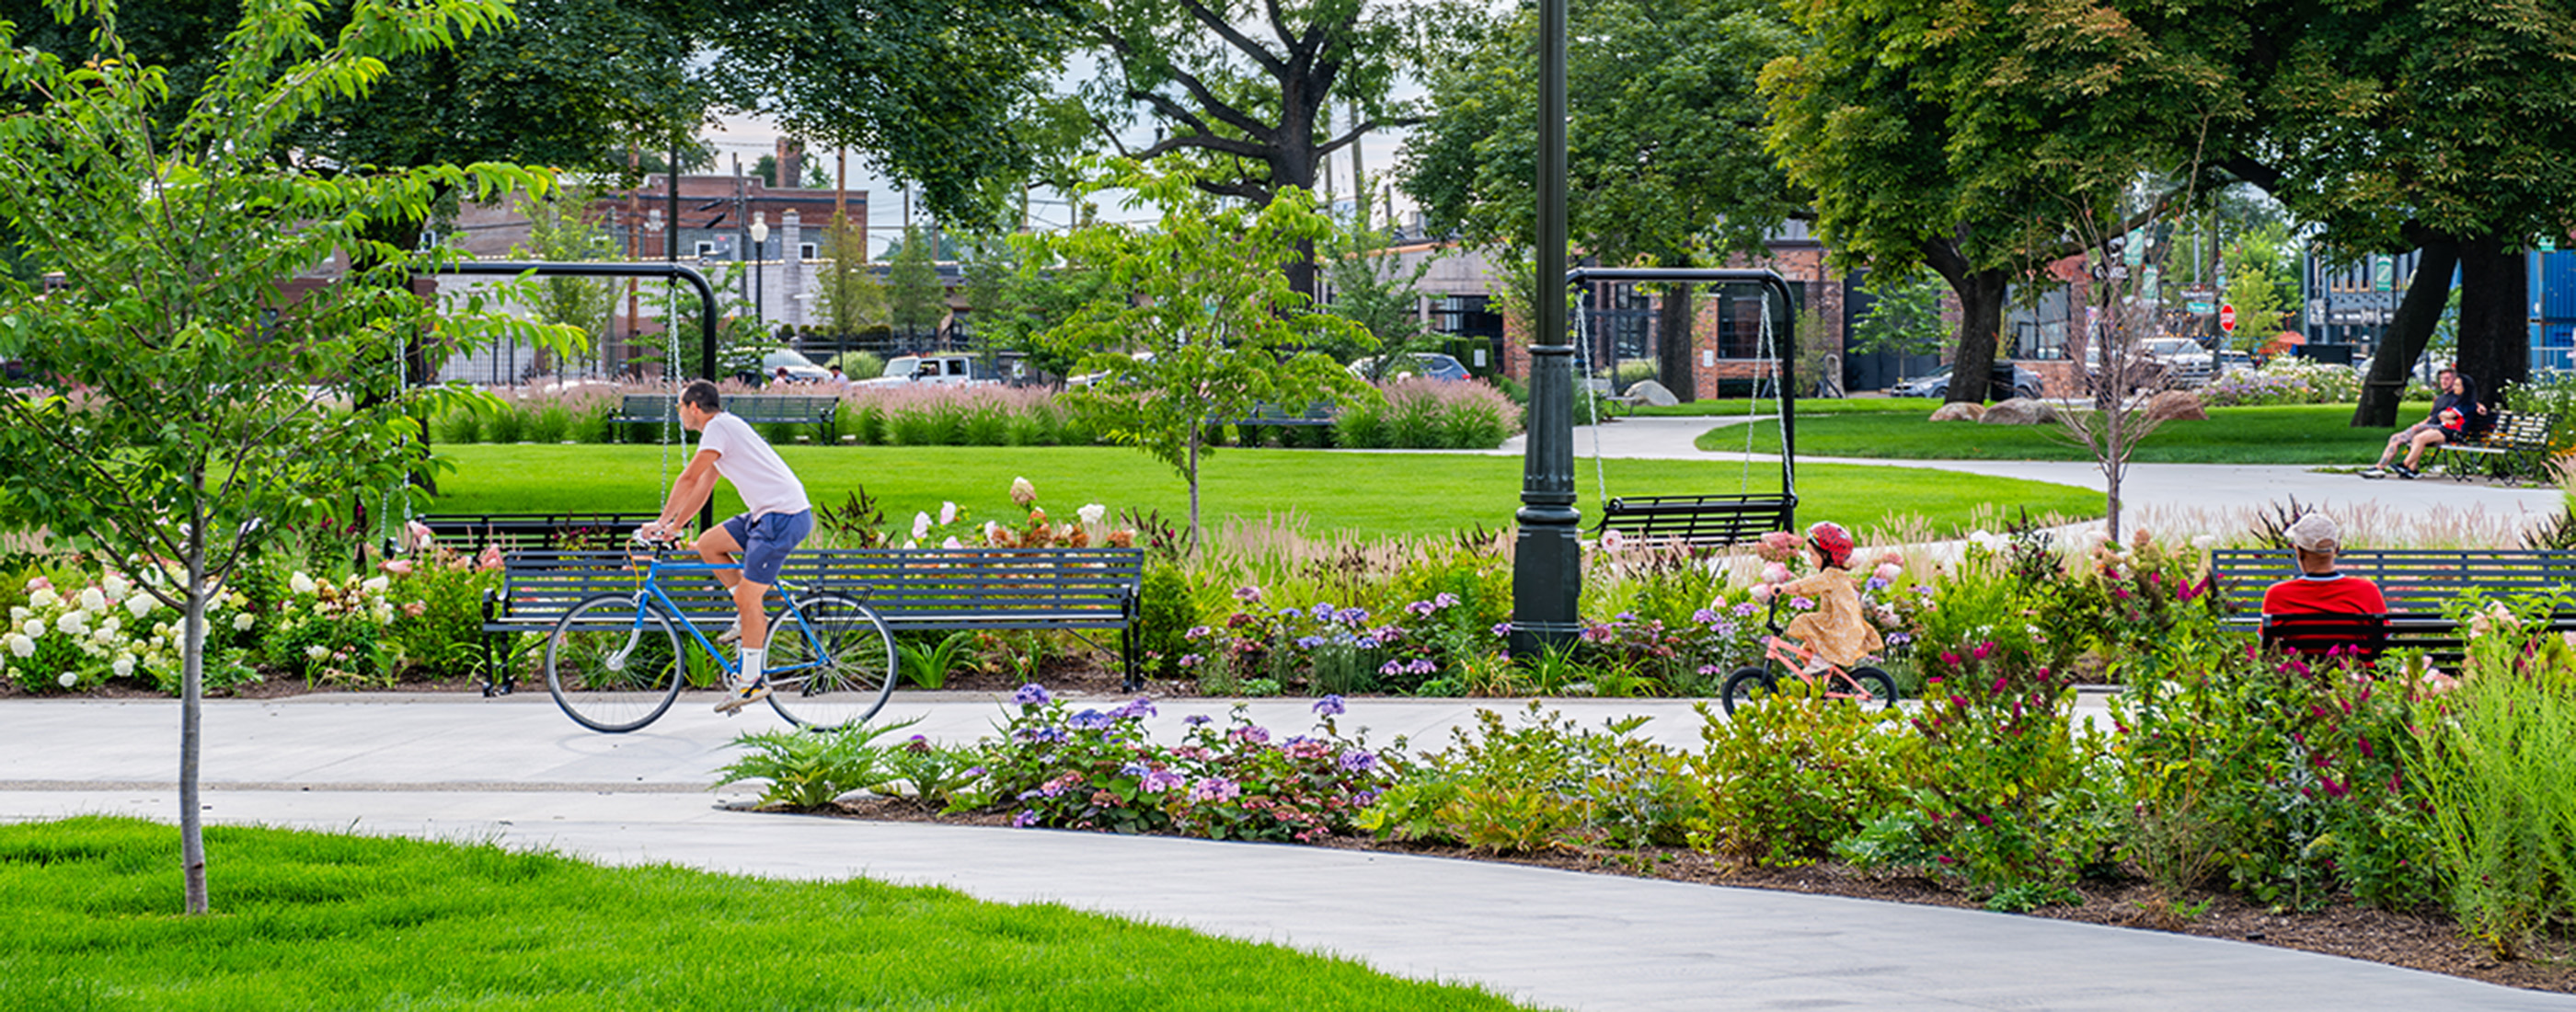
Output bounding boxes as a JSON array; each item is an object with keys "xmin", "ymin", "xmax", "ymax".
[
  {"xmin": 1512, "ymin": 0, "xmax": 1579, "ymax": 658},
  {"xmin": 627, "ymin": 146, "xmax": 640, "ymax": 374}
]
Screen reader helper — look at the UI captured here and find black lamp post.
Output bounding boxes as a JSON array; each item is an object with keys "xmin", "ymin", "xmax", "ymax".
[{"xmin": 1512, "ymin": 0, "xmax": 1580, "ymax": 658}]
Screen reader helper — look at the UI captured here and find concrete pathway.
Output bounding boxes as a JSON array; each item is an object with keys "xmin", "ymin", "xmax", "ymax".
[{"xmin": 6, "ymin": 693, "xmax": 2570, "ymax": 1011}]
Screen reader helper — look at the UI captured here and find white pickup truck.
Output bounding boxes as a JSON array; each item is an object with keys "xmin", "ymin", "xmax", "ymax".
[{"xmin": 857, "ymin": 354, "xmax": 998, "ymax": 388}]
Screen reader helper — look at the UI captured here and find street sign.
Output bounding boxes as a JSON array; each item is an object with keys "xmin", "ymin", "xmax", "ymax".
[
  {"xmin": 2219, "ymin": 304, "xmax": 2238, "ymax": 333},
  {"xmin": 2186, "ymin": 301, "xmax": 2214, "ymax": 315},
  {"xmin": 2374, "ymin": 257, "xmax": 2394, "ymax": 292}
]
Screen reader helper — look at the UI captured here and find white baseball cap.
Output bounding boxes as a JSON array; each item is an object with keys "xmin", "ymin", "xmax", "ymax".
[{"xmin": 2286, "ymin": 513, "xmax": 2340, "ymax": 553}]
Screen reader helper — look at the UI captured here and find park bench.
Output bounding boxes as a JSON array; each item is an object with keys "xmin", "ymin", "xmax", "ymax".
[
  {"xmin": 477, "ymin": 546, "xmax": 1146, "ymax": 696},
  {"xmin": 610, "ymin": 393, "xmax": 839, "ymax": 438},
  {"xmin": 2422, "ymin": 409, "xmax": 2559, "ymax": 484},
  {"xmin": 2213, "ymin": 546, "xmax": 2576, "ymax": 662},
  {"xmin": 1593, "ymin": 493, "xmax": 1797, "ymax": 550},
  {"xmin": 417, "ymin": 512, "xmax": 658, "ymax": 555}
]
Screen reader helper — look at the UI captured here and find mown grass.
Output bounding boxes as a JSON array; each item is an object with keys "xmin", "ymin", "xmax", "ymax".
[
  {"xmin": 1632, "ymin": 397, "xmax": 1945, "ymax": 417},
  {"xmin": 0, "ymin": 817, "xmax": 1526, "ymax": 1011},
  {"xmin": 424, "ymin": 444, "xmax": 2101, "ymax": 537},
  {"xmin": 1692, "ymin": 403, "xmax": 2422, "ymax": 464}
]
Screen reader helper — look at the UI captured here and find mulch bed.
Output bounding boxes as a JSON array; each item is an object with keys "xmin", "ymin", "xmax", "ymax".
[{"xmin": 812, "ymin": 796, "xmax": 2574, "ymax": 995}]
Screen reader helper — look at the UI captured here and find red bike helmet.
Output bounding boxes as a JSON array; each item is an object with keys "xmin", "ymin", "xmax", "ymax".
[{"xmin": 1806, "ymin": 521, "xmax": 1856, "ymax": 569}]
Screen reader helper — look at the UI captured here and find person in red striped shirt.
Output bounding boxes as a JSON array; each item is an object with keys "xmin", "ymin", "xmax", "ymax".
[{"xmin": 2260, "ymin": 513, "xmax": 2386, "ymax": 614}]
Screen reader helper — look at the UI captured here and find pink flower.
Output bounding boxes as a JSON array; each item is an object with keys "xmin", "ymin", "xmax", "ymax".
[
  {"xmin": 380, "ymin": 559, "xmax": 414, "ymax": 576},
  {"xmin": 1751, "ymin": 583, "xmax": 1777, "ymax": 603},
  {"xmin": 1873, "ymin": 562, "xmax": 1903, "ymax": 584},
  {"xmin": 1761, "ymin": 561, "xmax": 1791, "ymax": 584}
]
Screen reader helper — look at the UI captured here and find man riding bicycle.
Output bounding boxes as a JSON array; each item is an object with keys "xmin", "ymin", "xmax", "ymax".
[{"xmin": 640, "ymin": 380, "xmax": 814, "ymax": 713}]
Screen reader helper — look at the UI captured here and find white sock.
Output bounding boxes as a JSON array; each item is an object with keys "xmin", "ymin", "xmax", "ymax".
[{"xmin": 738, "ymin": 648, "xmax": 765, "ymax": 685}]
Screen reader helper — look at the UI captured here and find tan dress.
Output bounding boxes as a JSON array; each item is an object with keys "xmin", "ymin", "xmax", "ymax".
[{"xmin": 1780, "ymin": 568, "xmax": 1884, "ymax": 667}]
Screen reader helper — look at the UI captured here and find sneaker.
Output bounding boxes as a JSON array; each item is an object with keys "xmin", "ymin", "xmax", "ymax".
[
  {"xmin": 715, "ymin": 620, "xmax": 742, "ymax": 645},
  {"xmin": 713, "ymin": 678, "xmax": 770, "ymax": 714},
  {"xmin": 2359, "ymin": 467, "xmax": 2387, "ymax": 480},
  {"xmin": 2391, "ymin": 463, "xmax": 2419, "ymax": 479}
]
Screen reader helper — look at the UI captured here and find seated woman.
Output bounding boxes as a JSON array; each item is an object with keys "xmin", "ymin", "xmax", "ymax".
[
  {"xmin": 2363, "ymin": 368, "xmax": 2490, "ymax": 479},
  {"xmin": 2261, "ymin": 513, "xmax": 2386, "ymax": 614}
]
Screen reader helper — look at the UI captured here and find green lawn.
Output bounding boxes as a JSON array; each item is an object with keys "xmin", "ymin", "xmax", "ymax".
[
  {"xmin": 0, "ymin": 817, "xmax": 1524, "ymax": 1011},
  {"xmin": 1692, "ymin": 403, "xmax": 2421, "ymax": 464},
  {"xmin": 423, "ymin": 444, "xmax": 2101, "ymax": 537},
  {"xmin": 1634, "ymin": 397, "xmax": 1945, "ymax": 417}
]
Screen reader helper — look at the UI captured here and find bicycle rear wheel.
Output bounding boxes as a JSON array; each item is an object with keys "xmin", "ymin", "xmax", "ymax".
[
  {"xmin": 1847, "ymin": 667, "xmax": 1900, "ymax": 709},
  {"xmin": 1719, "ymin": 667, "xmax": 1774, "ymax": 716},
  {"xmin": 763, "ymin": 592, "xmax": 897, "ymax": 730},
  {"xmin": 546, "ymin": 593, "xmax": 687, "ymax": 733}
]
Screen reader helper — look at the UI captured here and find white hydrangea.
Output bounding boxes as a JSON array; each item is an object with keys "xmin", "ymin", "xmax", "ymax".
[
  {"xmin": 1078, "ymin": 503, "xmax": 1107, "ymax": 526},
  {"xmin": 79, "ymin": 587, "xmax": 107, "ymax": 612},
  {"xmin": 22, "ymin": 616, "xmax": 45, "ymax": 638},
  {"xmin": 101, "ymin": 574, "xmax": 130, "ymax": 599},
  {"xmin": 56, "ymin": 614, "xmax": 87, "ymax": 638},
  {"xmin": 362, "ymin": 575, "xmax": 390, "ymax": 594},
  {"xmin": 5, "ymin": 633, "xmax": 31, "ymax": 658},
  {"xmin": 124, "ymin": 594, "xmax": 154, "ymax": 619},
  {"xmin": 55, "ymin": 672, "xmax": 75, "ymax": 688},
  {"xmin": 289, "ymin": 571, "xmax": 317, "ymax": 595},
  {"xmin": 110, "ymin": 655, "xmax": 134, "ymax": 678},
  {"xmin": 233, "ymin": 613, "xmax": 255, "ymax": 632},
  {"xmin": 29, "ymin": 588, "xmax": 58, "ymax": 609},
  {"xmin": 305, "ymin": 645, "xmax": 330, "ymax": 661}
]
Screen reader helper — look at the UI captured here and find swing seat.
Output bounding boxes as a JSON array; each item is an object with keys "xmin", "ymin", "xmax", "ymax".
[{"xmin": 1595, "ymin": 493, "xmax": 1797, "ymax": 549}]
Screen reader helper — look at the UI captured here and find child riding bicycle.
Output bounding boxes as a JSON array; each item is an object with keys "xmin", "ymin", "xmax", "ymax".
[{"xmin": 1769, "ymin": 521, "xmax": 1882, "ymax": 674}]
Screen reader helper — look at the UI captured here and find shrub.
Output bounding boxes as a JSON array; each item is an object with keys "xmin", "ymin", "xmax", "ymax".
[
  {"xmin": 831, "ymin": 351, "xmax": 886, "ymax": 380},
  {"xmin": 1362, "ymin": 702, "xmax": 1702, "ymax": 852},
  {"xmin": 1332, "ymin": 379, "xmax": 1520, "ymax": 450},
  {"xmin": 1691, "ymin": 696, "xmax": 1909, "ymax": 865},
  {"xmin": 2, "ymin": 568, "xmax": 253, "ymax": 693},
  {"xmin": 715, "ymin": 719, "xmax": 918, "ymax": 810},
  {"xmin": 1135, "ymin": 563, "xmax": 1199, "ymax": 681},
  {"xmin": 380, "ymin": 549, "xmax": 499, "ymax": 681}
]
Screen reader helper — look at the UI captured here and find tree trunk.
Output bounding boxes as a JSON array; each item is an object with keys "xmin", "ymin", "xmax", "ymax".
[
  {"xmin": 1185, "ymin": 424, "xmax": 1202, "ymax": 553},
  {"xmin": 1657, "ymin": 284, "xmax": 1695, "ymax": 401},
  {"xmin": 2455, "ymin": 236, "xmax": 2530, "ymax": 400},
  {"xmin": 1924, "ymin": 237, "xmax": 2011, "ymax": 405},
  {"xmin": 181, "ymin": 529, "xmax": 207, "ymax": 914},
  {"xmin": 2352, "ymin": 235, "xmax": 2459, "ymax": 428}
]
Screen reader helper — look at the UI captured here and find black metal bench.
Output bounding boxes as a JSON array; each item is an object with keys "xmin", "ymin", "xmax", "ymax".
[
  {"xmin": 478, "ymin": 546, "xmax": 1146, "ymax": 696},
  {"xmin": 2213, "ymin": 547, "xmax": 2576, "ymax": 661},
  {"xmin": 2424, "ymin": 409, "xmax": 2558, "ymax": 483},
  {"xmin": 1593, "ymin": 494, "xmax": 1797, "ymax": 549},
  {"xmin": 418, "ymin": 512, "xmax": 658, "ymax": 555},
  {"xmin": 610, "ymin": 394, "xmax": 839, "ymax": 437}
]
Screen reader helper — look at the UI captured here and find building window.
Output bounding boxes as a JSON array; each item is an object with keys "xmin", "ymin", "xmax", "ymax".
[
  {"xmin": 694, "ymin": 241, "xmax": 719, "ymax": 259},
  {"xmin": 799, "ymin": 242, "xmax": 818, "ymax": 261}
]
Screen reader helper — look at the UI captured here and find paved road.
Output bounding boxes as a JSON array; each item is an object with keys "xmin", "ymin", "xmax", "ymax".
[{"xmin": 6, "ymin": 693, "xmax": 2570, "ymax": 1011}]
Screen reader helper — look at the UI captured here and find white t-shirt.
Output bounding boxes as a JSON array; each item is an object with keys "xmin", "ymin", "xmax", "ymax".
[{"xmin": 696, "ymin": 412, "xmax": 811, "ymax": 519}]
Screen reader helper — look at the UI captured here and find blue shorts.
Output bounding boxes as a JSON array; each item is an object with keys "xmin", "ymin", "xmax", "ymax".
[{"xmin": 720, "ymin": 510, "xmax": 812, "ymax": 585}]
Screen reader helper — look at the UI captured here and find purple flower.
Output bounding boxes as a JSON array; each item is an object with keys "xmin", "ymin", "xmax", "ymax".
[
  {"xmin": 1409, "ymin": 659, "xmax": 1438, "ymax": 675},
  {"xmin": 1119, "ymin": 762, "xmax": 1148, "ymax": 777},
  {"xmin": 1189, "ymin": 776, "xmax": 1241, "ymax": 802},
  {"xmin": 1185, "ymin": 625, "xmax": 1212, "ymax": 639},
  {"xmin": 1732, "ymin": 602, "xmax": 1758, "ymax": 617},
  {"xmin": 1179, "ymin": 653, "xmax": 1203, "ymax": 669},
  {"xmin": 1433, "ymin": 592, "xmax": 1459, "ymax": 609},
  {"xmin": 1406, "ymin": 599, "xmax": 1436, "ymax": 617},
  {"xmin": 1379, "ymin": 660, "xmax": 1405, "ymax": 675},
  {"xmin": 1490, "ymin": 622, "xmax": 1512, "ymax": 637},
  {"xmin": 1356, "ymin": 636, "xmax": 1382, "ymax": 650},
  {"xmin": 1311, "ymin": 603, "xmax": 1336, "ymax": 621},
  {"xmin": 1067, "ymin": 708, "xmax": 1112, "ymax": 730},
  {"xmin": 1141, "ymin": 769, "xmax": 1187, "ymax": 793},
  {"xmin": 1336, "ymin": 606, "xmax": 1370, "ymax": 626},
  {"xmin": 1313, "ymin": 695, "xmax": 1346, "ymax": 717},
  {"xmin": 1230, "ymin": 725, "xmax": 1271, "ymax": 746},
  {"xmin": 1864, "ymin": 577, "xmax": 1889, "ymax": 592},
  {"xmin": 1110, "ymin": 696, "xmax": 1159, "ymax": 719},
  {"xmin": 1692, "ymin": 608, "xmax": 1719, "ymax": 625},
  {"xmin": 1012, "ymin": 684, "xmax": 1052, "ymax": 707},
  {"xmin": 1184, "ymin": 714, "xmax": 1213, "ymax": 727},
  {"xmin": 1013, "ymin": 725, "xmax": 1066, "ymax": 743},
  {"xmin": 1234, "ymin": 586, "xmax": 1265, "ymax": 604},
  {"xmin": 1338, "ymin": 750, "xmax": 1379, "ymax": 772},
  {"xmin": 1294, "ymin": 635, "xmax": 1326, "ymax": 650},
  {"xmin": 1012, "ymin": 811, "xmax": 1041, "ymax": 827}
]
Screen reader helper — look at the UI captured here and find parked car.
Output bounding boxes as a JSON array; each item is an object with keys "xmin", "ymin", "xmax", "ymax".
[
  {"xmin": 857, "ymin": 353, "xmax": 995, "ymax": 388},
  {"xmin": 1890, "ymin": 364, "xmax": 2045, "ymax": 400},
  {"xmin": 1347, "ymin": 351, "xmax": 1470, "ymax": 383},
  {"xmin": 2139, "ymin": 337, "xmax": 2214, "ymax": 386}
]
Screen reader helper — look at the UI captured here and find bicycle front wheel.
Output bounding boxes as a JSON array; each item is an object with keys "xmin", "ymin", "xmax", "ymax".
[
  {"xmin": 1719, "ymin": 667, "xmax": 1774, "ymax": 716},
  {"xmin": 764, "ymin": 592, "xmax": 897, "ymax": 730},
  {"xmin": 546, "ymin": 594, "xmax": 688, "ymax": 733}
]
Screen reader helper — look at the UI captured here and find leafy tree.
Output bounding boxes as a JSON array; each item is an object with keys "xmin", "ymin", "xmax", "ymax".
[
  {"xmin": 1762, "ymin": 0, "xmax": 2214, "ymax": 403},
  {"xmin": 754, "ymin": 153, "xmax": 830, "ymax": 190},
  {"xmin": 959, "ymin": 233, "xmax": 1017, "ymax": 368},
  {"xmin": 1024, "ymin": 162, "xmax": 1370, "ymax": 543},
  {"xmin": 0, "ymin": 0, "xmax": 571, "ymax": 914},
  {"xmin": 1322, "ymin": 190, "xmax": 1434, "ymax": 372},
  {"xmin": 1847, "ymin": 270, "xmax": 1950, "ymax": 358},
  {"xmin": 812, "ymin": 213, "xmax": 886, "ymax": 339},
  {"xmin": 2220, "ymin": 222, "xmax": 2294, "ymax": 351},
  {"xmin": 1403, "ymin": 0, "xmax": 1798, "ymax": 388},
  {"xmin": 512, "ymin": 189, "xmax": 619, "ymax": 374},
  {"xmin": 887, "ymin": 225, "xmax": 945, "ymax": 344}
]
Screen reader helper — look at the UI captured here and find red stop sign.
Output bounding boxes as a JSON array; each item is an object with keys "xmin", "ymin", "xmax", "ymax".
[{"xmin": 2219, "ymin": 304, "xmax": 2237, "ymax": 333}]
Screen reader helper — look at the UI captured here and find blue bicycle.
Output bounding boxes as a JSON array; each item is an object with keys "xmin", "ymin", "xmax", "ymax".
[{"xmin": 543, "ymin": 537, "xmax": 896, "ymax": 733}]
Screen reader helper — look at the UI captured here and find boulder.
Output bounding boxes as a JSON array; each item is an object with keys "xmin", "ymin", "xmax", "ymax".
[
  {"xmin": 1928, "ymin": 402, "xmax": 1986, "ymax": 422},
  {"xmin": 2143, "ymin": 389, "xmax": 2207, "ymax": 422},
  {"xmin": 1625, "ymin": 378, "xmax": 1680, "ymax": 407},
  {"xmin": 1980, "ymin": 397, "xmax": 2058, "ymax": 425}
]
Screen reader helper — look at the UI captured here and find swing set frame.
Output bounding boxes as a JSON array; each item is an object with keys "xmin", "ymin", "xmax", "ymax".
[{"xmin": 1568, "ymin": 266, "xmax": 1800, "ymax": 549}]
